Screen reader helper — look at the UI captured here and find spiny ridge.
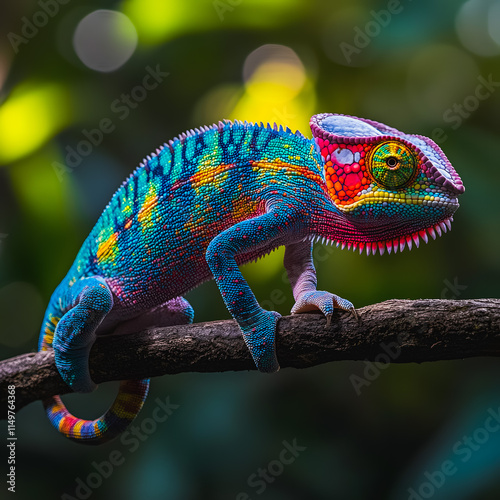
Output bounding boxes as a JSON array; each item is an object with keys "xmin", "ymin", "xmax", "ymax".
[{"xmin": 310, "ymin": 218, "xmax": 453, "ymax": 256}]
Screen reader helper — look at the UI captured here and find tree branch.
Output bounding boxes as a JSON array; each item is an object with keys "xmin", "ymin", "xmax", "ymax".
[{"xmin": 1, "ymin": 298, "xmax": 499, "ymax": 413}]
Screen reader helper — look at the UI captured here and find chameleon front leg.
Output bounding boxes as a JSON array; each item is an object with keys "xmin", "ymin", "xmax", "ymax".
[
  {"xmin": 284, "ymin": 240, "xmax": 356, "ymax": 325},
  {"xmin": 205, "ymin": 211, "xmax": 296, "ymax": 373}
]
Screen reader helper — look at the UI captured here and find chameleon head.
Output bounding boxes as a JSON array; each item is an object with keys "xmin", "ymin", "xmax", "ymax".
[{"xmin": 310, "ymin": 113, "xmax": 465, "ymax": 253}]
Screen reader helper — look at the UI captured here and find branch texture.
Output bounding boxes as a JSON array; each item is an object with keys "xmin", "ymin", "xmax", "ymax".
[{"xmin": 1, "ymin": 298, "xmax": 499, "ymax": 412}]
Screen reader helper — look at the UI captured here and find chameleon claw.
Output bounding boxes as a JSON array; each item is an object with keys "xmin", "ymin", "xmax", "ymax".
[
  {"xmin": 325, "ymin": 313, "xmax": 332, "ymax": 327},
  {"xmin": 349, "ymin": 307, "xmax": 360, "ymax": 324},
  {"xmin": 340, "ymin": 302, "xmax": 359, "ymax": 323},
  {"xmin": 293, "ymin": 290, "xmax": 357, "ymax": 328}
]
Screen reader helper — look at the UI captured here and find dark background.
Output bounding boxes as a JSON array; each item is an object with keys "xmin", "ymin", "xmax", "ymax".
[{"xmin": 1, "ymin": 0, "xmax": 499, "ymax": 499}]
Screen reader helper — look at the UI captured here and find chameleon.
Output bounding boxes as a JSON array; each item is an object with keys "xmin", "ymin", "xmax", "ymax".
[{"xmin": 38, "ymin": 113, "xmax": 464, "ymax": 444}]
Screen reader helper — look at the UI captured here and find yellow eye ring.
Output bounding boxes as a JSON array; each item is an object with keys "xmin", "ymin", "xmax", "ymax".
[{"xmin": 367, "ymin": 141, "xmax": 418, "ymax": 190}]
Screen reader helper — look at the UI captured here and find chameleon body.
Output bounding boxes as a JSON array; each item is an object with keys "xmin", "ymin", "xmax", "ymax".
[{"xmin": 38, "ymin": 114, "xmax": 464, "ymax": 444}]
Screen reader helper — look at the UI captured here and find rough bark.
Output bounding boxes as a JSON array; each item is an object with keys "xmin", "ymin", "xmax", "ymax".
[{"xmin": 1, "ymin": 298, "xmax": 499, "ymax": 413}]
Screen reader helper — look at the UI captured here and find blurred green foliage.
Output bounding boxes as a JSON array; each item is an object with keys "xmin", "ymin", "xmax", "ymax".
[{"xmin": 0, "ymin": 0, "xmax": 499, "ymax": 499}]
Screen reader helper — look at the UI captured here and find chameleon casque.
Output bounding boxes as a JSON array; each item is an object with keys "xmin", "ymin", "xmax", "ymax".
[{"xmin": 38, "ymin": 113, "xmax": 464, "ymax": 444}]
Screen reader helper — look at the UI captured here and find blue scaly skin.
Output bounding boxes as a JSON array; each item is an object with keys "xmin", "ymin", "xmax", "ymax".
[{"xmin": 38, "ymin": 114, "xmax": 464, "ymax": 443}]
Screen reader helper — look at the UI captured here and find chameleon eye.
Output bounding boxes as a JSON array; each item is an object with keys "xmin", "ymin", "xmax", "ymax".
[{"xmin": 367, "ymin": 141, "xmax": 417, "ymax": 190}]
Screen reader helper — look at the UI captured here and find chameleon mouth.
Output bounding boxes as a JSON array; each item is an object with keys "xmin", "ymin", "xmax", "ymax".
[
  {"xmin": 333, "ymin": 192, "xmax": 460, "ymax": 213},
  {"xmin": 310, "ymin": 216, "xmax": 454, "ymax": 256}
]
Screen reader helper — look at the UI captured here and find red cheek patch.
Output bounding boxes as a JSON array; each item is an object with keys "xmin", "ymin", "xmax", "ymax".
[
  {"xmin": 316, "ymin": 139, "xmax": 372, "ymax": 205},
  {"xmin": 345, "ymin": 172, "xmax": 361, "ymax": 187}
]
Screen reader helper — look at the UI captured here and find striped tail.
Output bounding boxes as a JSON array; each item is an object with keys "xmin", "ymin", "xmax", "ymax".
[
  {"xmin": 40, "ymin": 311, "xmax": 149, "ymax": 444},
  {"xmin": 42, "ymin": 379, "xmax": 149, "ymax": 444}
]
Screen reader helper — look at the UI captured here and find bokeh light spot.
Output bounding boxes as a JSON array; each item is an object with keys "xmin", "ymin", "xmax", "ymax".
[
  {"xmin": 121, "ymin": 0, "xmax": 185, "ymax": 45},
  {"xmin": 73, "ymin": 10, "xmax": 138, "ymax": 72},
  {"xmin": 243, "ymin": 44, "xmax": 306, "ymax": 100},
  {"xmin": 456, "ymin": 0, "xmax": 500, "ymax": 56},
  {"xmin": 230, "ymin": 44, "xmax": 314, "ymax": 133},
  {"xmin": 487, "ymin": 0, "xmax": 500, "ymax": 46},
  {"xmin": 0, "ymin": 82, "xmax": 72, "ymax": 165}
]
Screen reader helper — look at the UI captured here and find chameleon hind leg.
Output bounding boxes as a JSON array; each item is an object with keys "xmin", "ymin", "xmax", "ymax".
[
  {"xmin": 52, "ymin": 276, "xmax": 113, "ymax": 392},
  {"xmin": 43, "ymin": 295, "xmax": 193, "ymax": 443},
  {"xmin": 112, "ymin": 296, "xmax": 194, "ymax": 336}
]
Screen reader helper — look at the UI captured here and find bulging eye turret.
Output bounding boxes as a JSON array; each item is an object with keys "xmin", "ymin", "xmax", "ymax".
[{"xmin": 367, "ymin": 141, "xmax": 417, "ymax": 190}]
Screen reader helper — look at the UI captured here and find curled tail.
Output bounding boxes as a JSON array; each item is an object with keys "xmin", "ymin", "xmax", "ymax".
[
  {"xmin": 39, "ymin": 276, "xmax": 149, "ymax": 444},
  {"xmin": 42, "ymin": 379, "xmax": 149, "ymax": 445}
]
